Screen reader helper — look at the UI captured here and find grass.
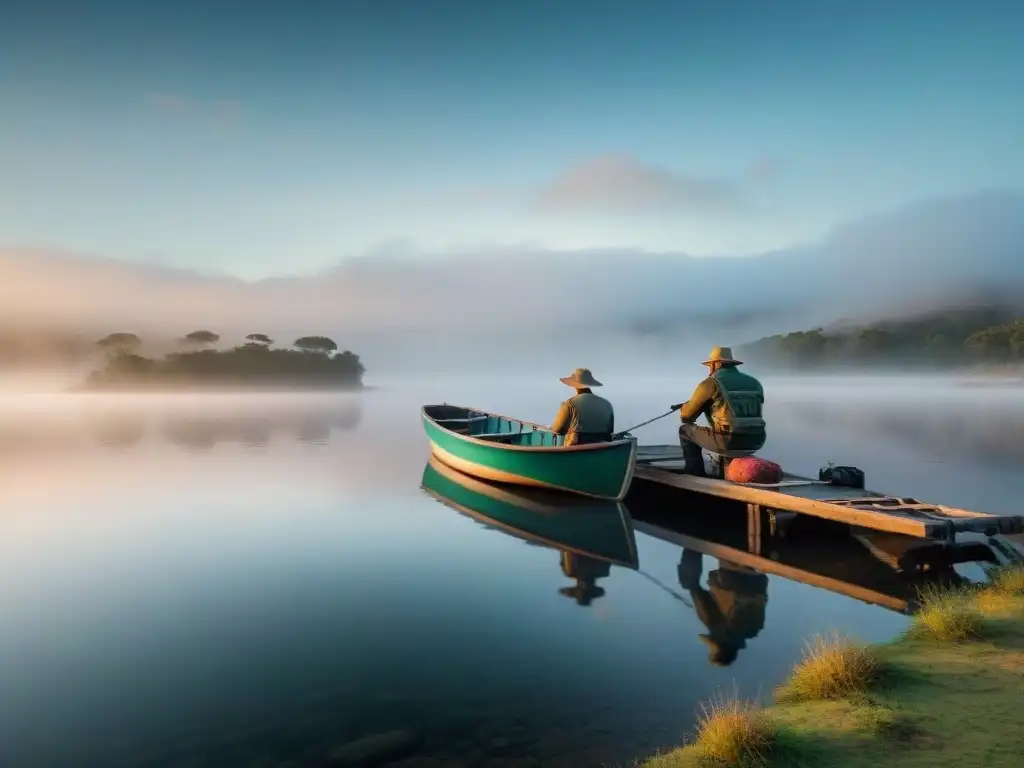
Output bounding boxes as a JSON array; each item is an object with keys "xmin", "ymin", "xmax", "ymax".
[
  {"xmin": 776, "ymin": 633, "xmax": 882, "ymax": 702},
  {"xmin": 988, "ymin": 563, "xmax": 1024, "ymax": 597},
  {"xmin": 690, "ymin": 694, "xmax": 774, "ymax": 766},
  {"xmin": 638, "ymin": 575, "xmax": 1024, "ymax": 768},
  {"xmin": 909, "ymin": 584, "xmax": 984, "ymax": 642},
  {"xmin": 640, "ymin": 694, "xmax": 775, "ymax": 768}
]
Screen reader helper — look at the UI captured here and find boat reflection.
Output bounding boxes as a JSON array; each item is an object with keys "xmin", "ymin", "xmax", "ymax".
[
  {"xmin": 423, "ymin": 455, "xmax": 1020, "ymax": 667},
  {"xmin": 420, "ymin": 456, "xmax": 639, "ymax": 607}
]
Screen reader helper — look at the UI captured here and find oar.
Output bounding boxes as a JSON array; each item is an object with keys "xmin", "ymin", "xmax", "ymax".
[{"xmin": 613, "ymin": 404, "xmax": 682, "ymax": 439}]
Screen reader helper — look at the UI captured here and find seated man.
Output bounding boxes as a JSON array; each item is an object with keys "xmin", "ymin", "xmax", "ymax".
[
  {"xmin": 671, "ymin": 347, "xmax": 766, "ymax": 477},
  {"xmin": 551, "ymin": 368, "xmax": 614, "ymax": 446}
]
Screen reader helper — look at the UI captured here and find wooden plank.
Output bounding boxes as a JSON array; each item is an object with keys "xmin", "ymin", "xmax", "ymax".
[
  {"xmin": 633, "ymin": 446, "xmax": 1024, "ymax": 540},
  {"xmin": 633, "ymin": 464, "xmax": 948, "ymax": 539},
  {"xmin": 821, "ymin": 496, "xmax": 916, "ymax": 505},
  {"xmin": 632, "ymin": 520, "xmax": 911, "ymax": 613}
]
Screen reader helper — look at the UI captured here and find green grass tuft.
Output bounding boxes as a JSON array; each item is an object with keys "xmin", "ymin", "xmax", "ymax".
[
  {"xmin": 988, "ymin": 563, "xmax": 1024, "ymax": 597},
  {"xmin": 689, "ymin": 693, "xmax": 775, "ymax": 766},
  {"xmin": 637, "ymin": 594, "xmax": 1024, "ymax": 768},
  {"xmin": 855, "ymin": 703, "xmax": 920, "ymax": 743},
  {"xmin": 777, "ymin": 633, "xmax": 882, "ymax": 702},
  {"xmin": 910, "ymin": 584, "xmax": 983, "ymax": 642}
]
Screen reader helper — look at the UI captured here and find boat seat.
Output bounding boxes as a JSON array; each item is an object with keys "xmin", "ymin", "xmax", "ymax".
[
  {"xmin": 435, "ymin": 415, "xmax": 488, "ymax": 425},
  {"xmin": 473, "ymin": 432, "xmax": 519, "ymax": 443}
]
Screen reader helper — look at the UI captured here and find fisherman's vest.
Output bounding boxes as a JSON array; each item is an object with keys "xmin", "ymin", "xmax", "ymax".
[
  {"xmin": 563, "ymin": 392, "xmax": 615, "ymax": 446},
  {"xmin": 709, "ymin": 367, "xmax": 766, "ymax": 434}
]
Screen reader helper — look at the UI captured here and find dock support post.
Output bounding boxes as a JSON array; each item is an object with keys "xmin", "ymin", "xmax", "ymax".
[{"xmin": 747, "ymin": 503, "xmax": 762, "ymax": 555}]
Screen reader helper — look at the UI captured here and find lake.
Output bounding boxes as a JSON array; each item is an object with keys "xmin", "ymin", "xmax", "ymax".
[{"xmin": 0, "ymin": 375, "xmax": 1021, "ymax": 767}]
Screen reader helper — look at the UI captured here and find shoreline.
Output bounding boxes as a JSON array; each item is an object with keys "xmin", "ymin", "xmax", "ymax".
[{"xmin": 639, "ymin": 565, "xmax": 1024, "ymax": 767}]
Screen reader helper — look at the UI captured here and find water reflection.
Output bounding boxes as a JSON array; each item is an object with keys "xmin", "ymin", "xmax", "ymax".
[
  {"xmin": 679, "ymin": 550, "xmax": 768, "ymax": 667},
  {"xmin": 421, "ymin": 455, "xmax": 638, "ymax": 609},
  {"xmin": 627, "ymin": 480, "xmax": 999, "ymax": 618},
  {"xmin": 90, "ymin": 415, "xmax": 147, "ymax": 449},
  {"xmin": 421, "ymin": 459, "xmax": 1013, "ymax": 672},
  {"xmin": 0, "ymin": 398, "xmax": 363, "ymax": 455}
]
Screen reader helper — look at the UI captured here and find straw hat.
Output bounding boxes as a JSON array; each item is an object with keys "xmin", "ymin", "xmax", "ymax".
[
  {"xmin": 702, "ymin": 346, "xmax": 743, "ymax": 367},
  {"xmin": 559, "ymin": 368, "xmax": 603, "ymax": 388},
  {"xmin": 699, "ymin": 634, "xmax": 740, "ymax": 666}
]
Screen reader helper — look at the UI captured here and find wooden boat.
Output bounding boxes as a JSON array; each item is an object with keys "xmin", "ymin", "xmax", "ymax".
[
  {"xmin": 420, "ymin": 404, "xmax": 638, "ymax": 501},
  {"xmin": 421, "ymin": 455, "xmax": 639, "ymax": 568}
]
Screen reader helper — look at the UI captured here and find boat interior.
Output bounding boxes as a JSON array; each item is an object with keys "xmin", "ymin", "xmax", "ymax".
[{"xmin": 425, "ymin": 404, "xmax": 564, "ymax": 446}]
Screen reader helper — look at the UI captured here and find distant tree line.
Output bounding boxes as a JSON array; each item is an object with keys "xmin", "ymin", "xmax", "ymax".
[
  {"xmin": 739, "ymin": 307, "xmax": 1024, "ymax": 369},
  {"xmin": 85, "ymin": 330, "xmax": 365, "ymax": 390}
]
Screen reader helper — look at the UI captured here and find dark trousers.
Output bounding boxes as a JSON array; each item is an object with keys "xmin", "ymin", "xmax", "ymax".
[{"xmin": 678, "ymin": 424, "xmax": 767, "ymax": 477}]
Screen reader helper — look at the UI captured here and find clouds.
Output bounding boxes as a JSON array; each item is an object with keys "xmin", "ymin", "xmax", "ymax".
[
  {"xmin": 3, "ymin": 190, "xmax": 1023, "ymax": 358},
  {"xmin": 535, "ymin": 154, "xmax": 742, "ymax": 215},
  {"xmin": 145, "ymin": 92, "xmax": 243, "ymax": 130},
  {"xmin": 530, "ymin": 153, "xmax": 787, "ymax": 218},
  {"xmin": 441, "ymin": 153, "xmax": 778, "ymax": 223}
]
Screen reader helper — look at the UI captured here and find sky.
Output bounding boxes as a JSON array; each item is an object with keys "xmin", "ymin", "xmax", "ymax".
[{"xmin": 2, "ymin": 0, "xmax": 1023, "ymax": 279}]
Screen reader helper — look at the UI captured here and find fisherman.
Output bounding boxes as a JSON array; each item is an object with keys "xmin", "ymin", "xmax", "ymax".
[
  {"xmin": 551, "ymin": 368, "xmax": 615, "ymax": 447},
  {"xmin": 671, "ymin": 346, "xmax": 766, "ymax": 477}
]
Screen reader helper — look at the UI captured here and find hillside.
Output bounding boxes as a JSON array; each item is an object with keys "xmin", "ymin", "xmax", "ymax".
[{"xmin": 739, "ymin": 305, "xmax": 1024, "ymax": 370}]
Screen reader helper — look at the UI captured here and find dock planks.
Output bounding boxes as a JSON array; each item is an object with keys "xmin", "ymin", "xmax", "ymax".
[{"xmin": 633, "ymin": 444, "xmax": 1024, "ymax": 541}]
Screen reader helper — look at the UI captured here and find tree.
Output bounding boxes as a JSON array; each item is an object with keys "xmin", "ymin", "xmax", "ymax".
[
  {"xmin": 852, "ymin": 328, "xmax": 893, "ymax": 361},
  {"xmin": 965, "ymin": 327, "xmax": 1013, "ymax": 360},
  {"xmin": 96, "ymin": 333, "xmax": 141, "ymax": 355},
  {"xmin": 244, "ymin": 333, "xmax": 273, "ymax": 347},
  {"xmin": 182, "ymin": 330, "xmax": 220, "ymax": 348},
  {"xmin": 294, "ymin": 336, "xmax": 338, "ymax": 356}
]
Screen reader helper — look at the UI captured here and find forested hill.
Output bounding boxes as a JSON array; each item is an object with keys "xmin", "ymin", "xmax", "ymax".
[{"xmin": 739, "ymin": 306, "xmax": 1024, "ymax": 369}]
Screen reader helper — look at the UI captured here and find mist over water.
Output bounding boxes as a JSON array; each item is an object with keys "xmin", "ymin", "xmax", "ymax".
[{"xmin": 0, "ymin": 374, "xmax": 1020, "ymax": 767}]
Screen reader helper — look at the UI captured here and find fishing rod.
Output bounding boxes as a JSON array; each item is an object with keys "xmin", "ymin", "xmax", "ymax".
[
  {"xmin": 635, "ymin": 568, "xmax": 694, "ymax": 609},
  {"xmin": 613, "ymin": 403, "xmax": 682, "ymax": 439}
]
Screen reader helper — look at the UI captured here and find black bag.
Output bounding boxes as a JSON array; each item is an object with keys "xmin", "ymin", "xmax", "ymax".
[{"xmin": 818, "ymin": 465, "xmax": 866, "ymax": 489}]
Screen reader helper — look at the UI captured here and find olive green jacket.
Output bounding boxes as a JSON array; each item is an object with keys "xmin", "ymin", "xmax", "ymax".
[
  {"xmin": 679, "ymin": 366, "xmax": 765, "ymax": 434},
  {"xmin": 551, "ymin": 390, "xmax": 615, "ymax": 446}
]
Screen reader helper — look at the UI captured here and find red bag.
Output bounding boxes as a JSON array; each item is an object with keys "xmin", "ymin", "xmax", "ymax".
[{"xmin": 725, "ymin": 456, "xmax": 783, "ymax": 484}]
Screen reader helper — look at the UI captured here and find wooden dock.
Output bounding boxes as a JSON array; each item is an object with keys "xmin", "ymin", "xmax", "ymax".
[
  {"xmin": 629, "ymin": 489, "xmax": 1024, "ymax": 615},
  {"xmin": 633, "ymin": 444, "xmax": 1024, "ymax": 541}
]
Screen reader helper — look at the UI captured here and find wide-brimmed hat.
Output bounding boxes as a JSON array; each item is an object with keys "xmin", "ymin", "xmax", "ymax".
[
  {"xmin": 559, "ymin": 368, "xmax": 603, "ymax": 388},
  {"xmin": 702, "ymin": 346, "xmax": 743, "ymax": 367},
  {"xmin": 699, "ymin": 634, "xmax": 740, "ymax": 666}
]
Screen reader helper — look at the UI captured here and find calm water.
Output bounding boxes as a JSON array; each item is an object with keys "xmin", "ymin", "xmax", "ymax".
[{"xmin": 1, "ymin": 376, "xmax": 1022, "ymax": 767}]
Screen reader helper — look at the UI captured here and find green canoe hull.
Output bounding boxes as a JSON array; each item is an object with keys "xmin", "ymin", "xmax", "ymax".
[
  {"xmin": 421, "ymin": 404, "xmax": 638, "ymax": 501},
  {"xmin": 421, "ymin": 456, "xmax": 639, "ymax": 568}
]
